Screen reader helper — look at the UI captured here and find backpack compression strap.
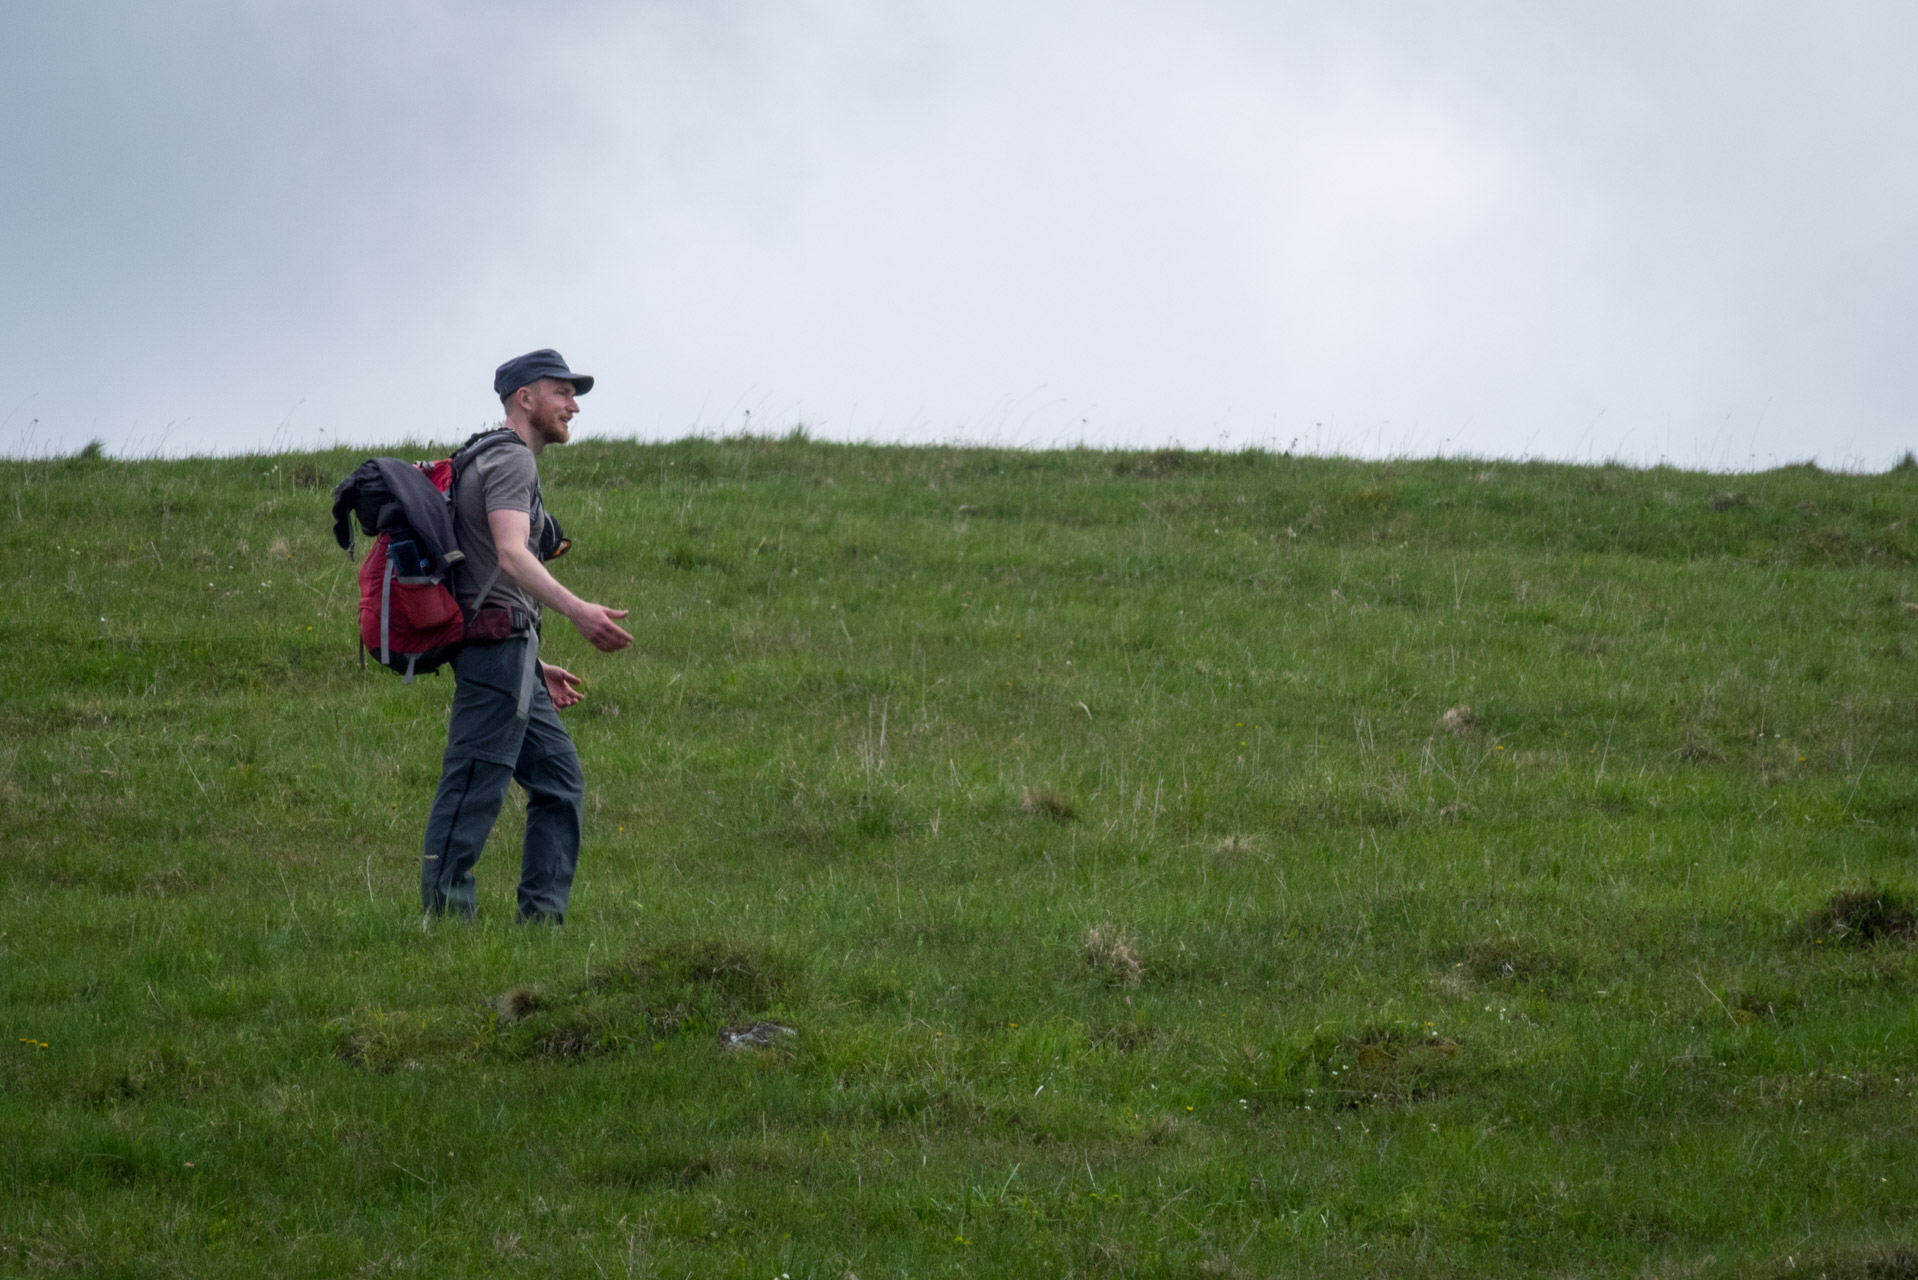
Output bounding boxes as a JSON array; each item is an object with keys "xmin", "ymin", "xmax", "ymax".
[
  {"xmin": 379, "ymin": 550, "xmax": 428, "ymax": 685},
  {"xmin": 380, "ymin": 554, "xmax": 395, "ymax": 668}
]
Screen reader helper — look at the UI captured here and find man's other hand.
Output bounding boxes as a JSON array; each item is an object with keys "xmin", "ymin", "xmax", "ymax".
[
  {"xmin": 572, "ymin": 603, "xmax": 632, "ymax": 652},
  {"xmin": 542, "ymin": 663, "xmax": 585, "ymax": 709}
]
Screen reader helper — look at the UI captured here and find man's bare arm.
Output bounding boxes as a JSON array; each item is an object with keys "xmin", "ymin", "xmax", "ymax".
[{"xmin": 486, "ymin": 508, "xmax": 632, "ymax": 652}]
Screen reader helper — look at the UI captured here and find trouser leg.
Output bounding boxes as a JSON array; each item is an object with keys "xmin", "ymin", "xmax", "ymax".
[
  {"xmin": 513, "ymin": 677, "xmax": 585, "ymax": 923},
  {"xmin": 420, "ymin": 637, "xmax": 533, "ymax": 918},
  {"xmin": 420, "ymin": 756, "xmax": 516, "ymax": 917}
]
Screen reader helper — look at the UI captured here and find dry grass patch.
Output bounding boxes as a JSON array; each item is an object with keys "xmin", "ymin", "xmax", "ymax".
[
  {"xmin": 493, "ymin": 986, "xmax": 541, "ymax": 1023},
  {"xmin": 1083, "ymin": 925, "xmax": 1143, "ymax": 987},
  {"xmin": 1020, "ymin": 787, "xmax": 1077, "ymax": 822}
]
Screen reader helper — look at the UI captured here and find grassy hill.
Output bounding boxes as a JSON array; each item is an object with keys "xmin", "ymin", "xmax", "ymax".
[{"xmin": 3, "ymin": 437, "xmax": 1916, "ymax": 1277}]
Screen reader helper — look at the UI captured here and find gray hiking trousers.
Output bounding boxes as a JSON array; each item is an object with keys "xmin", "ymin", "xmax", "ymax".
[{"xmin": 420, "ymin": 634, "xmax": 584, "ymax": 923}]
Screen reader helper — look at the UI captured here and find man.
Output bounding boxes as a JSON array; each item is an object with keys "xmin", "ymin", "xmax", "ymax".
[{"xmin": 420, "ymin": 349, "xmax": 633, "ymax": 923}]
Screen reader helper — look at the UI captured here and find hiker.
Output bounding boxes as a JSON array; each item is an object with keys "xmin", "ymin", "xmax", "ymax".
[{"xmin": 420, "ymin": 349, "xmax": 633, "ymax": 923}]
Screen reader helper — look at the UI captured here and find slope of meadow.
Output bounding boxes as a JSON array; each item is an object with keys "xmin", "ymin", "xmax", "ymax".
[{"xmin": 3, "ymin": 438, "xmax": 1916, "ymax": 1277}]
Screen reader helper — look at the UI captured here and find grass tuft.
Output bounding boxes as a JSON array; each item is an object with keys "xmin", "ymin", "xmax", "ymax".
[
  {"xmin": 1773, "ymin": 1247, "xmax": 1918, "ymax": 1280},
  {"xmin": 1447, "ymin": 936, "xmax": 1577, "ymax": 990},
  {"xmin": 661, "ymin": 543, "xmax": 728, "ymax": 571},
  {"xmin": 574, "ymin": 1146, "xmax": 724, "ymax": 1189},
  {"xmin": 1019, "ymin": 786, "xmax": 1078, "ymax": 821},
  {"xmin": 334, "ymin": 1009, "xmax": 424, "ymax": 1073},
  {"xmin": 1083, "ymin": 925, "xmax": 1144, "ymax": 987},
  {"xmin": 588, "ymin": 936, "xmax": 793, "ymax": 1033},
  {"xmin": 1679, "ymin": 737, "xmax": 1722, "ymax": 764},
  {"xmin": 1295, "ymin": 1026, "xmax": 1469, "ymax": 1109},
  {"xmin": 533, "ymin": 1017, "xmax": 616, "ymax": 1059},
  {"xmin": 1729, "ymin": 985, "xmax": 1799, "ymax": 1025},
  {"xmin": 1807, "ymin": 886, "xmax": 1918, "ymax": 946},
  {"xmin": 493, "ymin": 985, "xmax": 541, "ymax": 1022}
]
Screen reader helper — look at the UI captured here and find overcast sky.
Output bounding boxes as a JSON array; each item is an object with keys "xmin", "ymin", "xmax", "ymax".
[{"xmin": 3, "ymin": 2, "xmax": 1914, "ymax": 467}]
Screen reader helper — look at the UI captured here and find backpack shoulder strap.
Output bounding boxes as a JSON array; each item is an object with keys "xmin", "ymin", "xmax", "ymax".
[
  {"xmin": 450, "ymin": 428, "xmax": 525, "ymax": 479},
  {"xmin": 449, "ymin": 429, "xmax": 530, "ymax": 605}
]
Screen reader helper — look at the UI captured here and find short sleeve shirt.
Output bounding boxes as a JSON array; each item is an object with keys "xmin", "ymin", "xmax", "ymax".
[{"xmin": 451, "ymin": 435, "xmax": 544, "ymax": 620}]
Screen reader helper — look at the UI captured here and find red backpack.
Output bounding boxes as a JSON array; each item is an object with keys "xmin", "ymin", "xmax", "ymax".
[{"xmin": 330, "ymin": 431, "xmax": 563, "ymax": 682}]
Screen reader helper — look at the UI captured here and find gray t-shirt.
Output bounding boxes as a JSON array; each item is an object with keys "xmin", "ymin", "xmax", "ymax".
[{"xmin": 452, "ymin": 435, "xmax": 545, "ymax": 620}]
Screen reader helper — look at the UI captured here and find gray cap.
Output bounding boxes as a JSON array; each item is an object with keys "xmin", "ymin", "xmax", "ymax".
[{"xmin": 494, "ymin": 348, "xmax": 594, "ymax": 398}]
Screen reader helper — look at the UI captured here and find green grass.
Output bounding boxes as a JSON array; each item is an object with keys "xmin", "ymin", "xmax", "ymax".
[{"xmin": 3, "ymin": 438, "xmax": 1917, "ymax": 1277}]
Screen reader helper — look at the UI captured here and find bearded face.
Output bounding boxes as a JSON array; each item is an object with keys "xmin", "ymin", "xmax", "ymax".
[{"xmin": 520, "ymin": 378, "xmax": 578, "ymax": 446}]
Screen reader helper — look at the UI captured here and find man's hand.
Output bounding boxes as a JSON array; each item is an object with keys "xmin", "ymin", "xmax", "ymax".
[
  {"xmin": 542, "ymin": 662, "xmax": 584, "ymax": 709},
  {"xmin": 570, "ymin": 603, "xmax": 632, "ymax": 652}
]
